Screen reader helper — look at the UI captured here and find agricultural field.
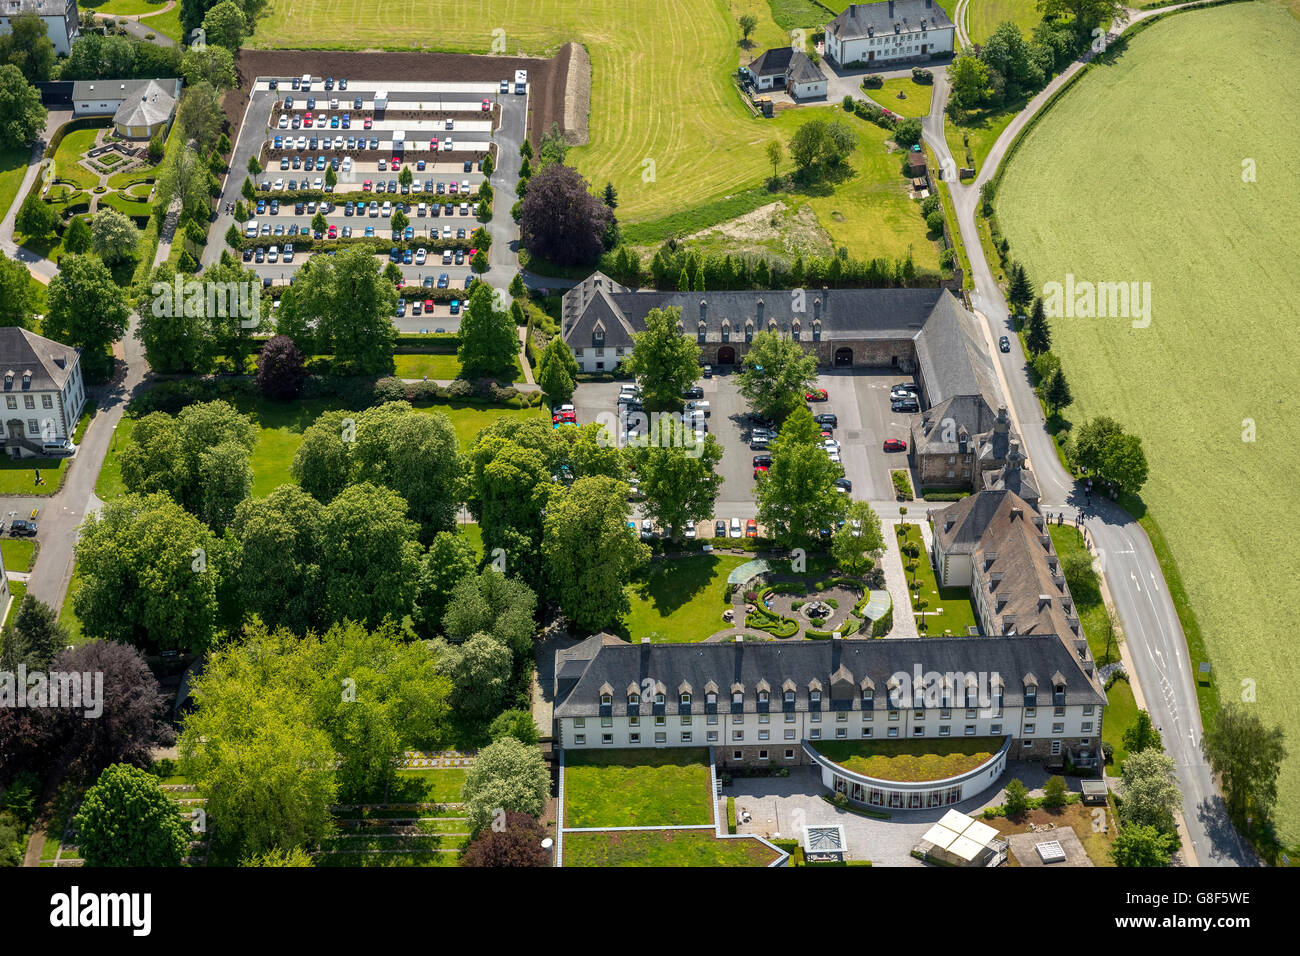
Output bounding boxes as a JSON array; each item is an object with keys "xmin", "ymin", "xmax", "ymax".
[
  {"xmin": 996, "ymin": 1, "xmax": 1300, "ymax": 838},
  {"xmin": 251, "ymin": 1, "xmax": 929, "ymax": 266},
  {"xmin": 967, "ymin": 0, "xmax": 1043, "ymax": 45}
]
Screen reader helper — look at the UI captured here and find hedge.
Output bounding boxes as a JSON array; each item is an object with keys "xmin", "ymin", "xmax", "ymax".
[
  {"xmin": 726, "ymin": 797, "xmax": 737, "ymax": 835},
  {"xmin": 920, "ymin": 489, "xmax": 970, "ymax": 502},
  {"xmin": 870, "ymin": 605, "xmax": 893, "ymax": 637}
]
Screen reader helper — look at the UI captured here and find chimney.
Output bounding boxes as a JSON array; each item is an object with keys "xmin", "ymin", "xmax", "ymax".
[
  {"xmin": 756, "ymin": 298, "xmax": 764, "ymax": 324},
  {"xmin": 822, "ymin": 285, "xmax": 829, "ymax": 307},
  {"xmin": 1008, "ymin": 439, "xmax": 1023, "ymax": 470},
  {"xmin": 813, "ymin": 297, "xmax": 821, "ymax": 322},
  {"xmin": 734, "ymin": 635, "xmax": 744, "ymax": 643},
  {"xmin": 995, "ymin": 405, "xmax": 1010, "ymax": 434},
  {"xmin": 888, "ymin": 0, "xmax": 895, "ymax": 17},
  {"xmin": 640, "ymin": 637, "xmax": 650, "ymax": 644}
]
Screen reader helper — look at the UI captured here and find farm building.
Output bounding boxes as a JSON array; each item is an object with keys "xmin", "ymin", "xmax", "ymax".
[{"xmin": 742, "ymin": 47, "xmax": 828, "ymax": 101}]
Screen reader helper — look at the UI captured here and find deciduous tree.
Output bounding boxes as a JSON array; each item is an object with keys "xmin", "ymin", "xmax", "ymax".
[
  {"xmin": 461, "ymin": 737, "xmax": 550, "ymax": 833},
  {"xmin": 75, "ymin": 764, "xmax": 190, "ymax": 867},
  {"xmin": 737, "ymin": 330, "xmax": 818, "ymax": 422},
  {"xmin": 624, "ymin": 306, "xmax": 701, "ymax": 411}
]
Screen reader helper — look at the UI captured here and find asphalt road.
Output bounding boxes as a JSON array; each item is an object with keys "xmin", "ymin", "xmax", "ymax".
[{"xmin": 921, "ymin": 3, "xmax": 1253, "ymax": 866}]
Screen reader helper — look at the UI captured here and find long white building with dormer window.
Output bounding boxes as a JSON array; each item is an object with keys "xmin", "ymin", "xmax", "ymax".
[
  {"xmin": 0, "ymin": 328, "xmax": 86, "ymax": 458},
  {"xmin": 824, "ymin": 0, "xmax": 955, "ymax": 68}
]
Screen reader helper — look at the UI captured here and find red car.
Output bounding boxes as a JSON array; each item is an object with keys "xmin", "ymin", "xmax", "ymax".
[
  {"xmin": 883, "ymin": 438, "xmax": 907, "ymax": 452},
  {"xmin": 820, "ymin": 428, "xmax": 834, "ymax": 439},
  {"xmin": 327, "ymin": 225, "xmax": 337, "ymax": 239},
  {"xmin": 745, "ymin": 519, "xmax": 758, "ymax": 538},
  {"xmin": 304, "ymin": 112, "xmax": 313, "ymax": 123},
  {"xmin": 753, "ymin": 465, "xmax": 768, "ymax": 479},
  {"xmin": 430, "ymin": 137, "xmax": 439, "ymax": 150},
  {"xmin": 481, "ymin": 98, "xmax": 491, "ymax": 111},
  {"xmin": 391, "ymin": 157, "xmax": 401, "ymax": 170},
  {"xmin": 362, "ymin": 180, "xmax": 372, "ymax": 192},
  {"xmin": 805, "ymin": 388, "xmax": 828, "ymax": 402},
  {"xmin": 424, "ymin": 299, "xmax": 435, "ymax": 313},
  {"xmin": 363, "ymin": 117, "xmax": 372, "ymax": 130}
]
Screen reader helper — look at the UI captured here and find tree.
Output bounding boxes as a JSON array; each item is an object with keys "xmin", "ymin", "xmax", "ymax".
[
  {"xmin": 291, "ymin": 410, "xmax": 354, "ymax": 503},
  {"xmin": 231, "ymin": 485, "xmax": 325, "ymax": 635},
  {"xmin": 278, "ymin": 245, "xmax": 397, "ymax": 375},
  {"xmin": 414, "ymin": 531, "xmax": 478, "ymax": 636},
  {"xmin": 1004, "ymin": 777, "xmax": 1029, "ymax": 815},
  {"xmin": 789, "ymin": 118, "xmax": 825, "ymax": 172},
  {"xmin": 242, "ymin": 847, "xmax": 315, "ymax": 867},
  {"xmin": 1201, "ymin": 703, "xmax": 1287, "ymax": 825},
  {"xmin": 602, "ymin": 181, "xmax": 618, "ymax": 208},
  {"xmin": 1120, "ymin": 748, "xmax": 1181, "ymax": 834},
  {"xmin": 43, "ymin": 254, "xmax": 130, "ymax": 381},
  {"xmin": 756, "ymin": 407, "xmax": 848, "ymax": 546},
  {"xmin": 247, "ymin": 154, "xmax": 261, "ymax": 175},
  {"xmin": 1043, "ymin": 365, "xmax": 1072, "ymax": 415},
  {"xmin": 319, "ymin": 482, "xmax": 424, "ymax": 626},
  {"xmin": 1042, "ymin": 775, "xmax": 1068, "ymax": 808},
  {"xmin": 737, "ymin": 329, "xmax": 818, "ymax": 422},
  {"xmin": 1025, "ymin": 296, "xmax": 1051, "ymax": 354},
  {"xmin": 177, "ymin": 81, "xmax": 224, "ymax": 154},
  {"xmin": 461, "ymin": 737, "xmax": 550, "ymax": 833},
  {"xmin": 0, "ymin": 251, "xmax": 37, "ymax": 329},
  {"xmin": 1038, "ymin": 0, "xmax": 1129, "ymax": 36},
  {"xmin": 949, "ymin": 48, "xmax": 992, "ymax": 111},
  {"xmin": 15, "ymin": 195, "xmax": 57, "ymax": 240},
  {"xmin": 1111, "ymin": 822, "xmax": 1177, "ymax": 866},
  {"xmin": 1122, "ymin": 710, "xmax": 1164, "ymax": 757},
  {"xmin": 461, "ymin": 810, "xmax": 549, "ymax": 866},
  {"xmin": 437, "ymin": 632, "xmax": 512, "ymax": 722},
  {"xmin": 241, "ymin": 176, "xmax": 255, "ymax": 201},
  {"xmin": 543, "ymin": 475, "xmax": 649, "ymax": 632},
  {"xmin": 458, "ymin": 282, "xmax": 518, "ymax": 379},
  {"xmin": 537, "ymin": 122, "xmax": 568, "ymax": 168},
  {"xmin": 74, "ymin": 764, "xmax": 190, "ymax": 867},
  {"xmin": 1006, "ymin": 260, "xmax": 1033, "ymax": 315},
  {"xmin": 630, "ymin": 438, "xmax": 724, "ymax": 540},
  {"xmin": 623, "ymin": 306, "xmax": 701, "ymax": 411},
  {"xmin": 198, "ymin": 439, "xmax": 254, "ymax": 534},
  {"xmin": 311, "ymin": 210, "xmax": 328, "ymax": 234},
  {"xmin": 0, "ymin": 12, "xmax": 55, "ymax": 82},
  {"xmin": 90, "ymin": 207, "xmax": 142, "ymax": 266},
  {"xmin": 148, "ymin": 134, "xmax": 165, "ymax": 163},
  {"xmin": 489, "ymin": 710, "xmax": 541, "ymax": 746},
  {"xmin": 738, "ymin": 13, "xmax": 758, "ymax": 44},
  {"xmin": 893, "ymin": 117, "xmax": 922, "ymax": 149},
  {"xmin": 1073, "ymin": 416, "xmax": 1124, "ymax": 475},
  {"xmin": 830, "ymin": 500, "xmax": 884, "ymax": 575},
  {"xmin": 201, "ymin": 0, "xmax": 248, "ymax": 50},
  {"xmin": 324, "ymin": 166, "xmax": 337, "ymax": 188},
  {"xmin": 181, "ymin": 43, "xmax": 238, "ymax": 90},
  {"xmin": 518, "ymin": 163, "xmax": 614, "ymax": 267},
  {"xmin": 509, "ymin": 272, "xmax": 526, "ymax": 299},
  {"xmin": 481, "ymin": 151, "xmax": 494, "ymax": 177},
  {"xmin": 47, "ymin": 641, "xmax": 175, "ymax": 780},
  {"xmin": 1099, "ymin": 432, "xmax": 1148, "ymax": 496},
  {"xmin": 254, "ymin": 333, "xmax": 306, "ymax": 400},
  {"xmin": 766, "ymin": 139, "xmax": 783, "ymax": 183},
  {"xmin": 390, "ymin": 208, "xmax": 409, "ymax": 234},
  {"xmin": 0, "ymin": 65, "xmax": 45, "ymax": 149},
  {"xmin": 62, "ymin": 214, "xmax": 92, "ymax": 255},
  {"xmin": 536, "ymin": 336, "xmax": 577, "ymax": 405},
  {"xmin": 74, "ymin": 494, "xmax": 224, "ymax": 653},
  {"xmin": 137, "ymin": 264, "xmax": 208, "ymax": 373},
  {"xmin": 440, "ymin": 571, "xmax": 537, "ymax": 658},
  {"xmin": 471, "ymin": 249, "xmax": 489, "ymax": 274},
  {"xmin": 979, "ymin": 22, "xmax": 1045, "ymax": 98},
  {"xmin": 2, "ymin": 595, "xmax": 67, "ymax": 669}
]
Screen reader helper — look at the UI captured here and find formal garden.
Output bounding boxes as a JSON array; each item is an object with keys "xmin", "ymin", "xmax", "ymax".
[{"xmin": 896, "ymin": 523, "xmax": 978, "ymax": 637}]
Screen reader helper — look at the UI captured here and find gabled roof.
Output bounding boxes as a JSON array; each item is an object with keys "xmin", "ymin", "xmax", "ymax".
[
  {"xmin": 914, "ymin": 290, "xmax": 1000, "ymax": 406},
  {"xmin": 748, "ymin": 47, "xmax": 796, "ymax": 76},
  {"xmin": 826, "ymin": 0, "xmax": 956, "ymax": 41},
  {"xmin": 933, "ymin": 489, "xmax": 1021, "ymax": 555},
  {"xmin": 0, "ymin": 327, "xmax": 80, "ymax": 392},
  {"xmin": 554, "ymin": 633, "xmax": 1104, "ymax": 718},
  {"xmin": 3, "ymin": 0, "xmax": 73, "ymax": 17},
  {"xmin": 72, "ymin": 78, "xmax": 173, "ymax": 103},
  {"xmin": 788, "ymin": 51, "xmax": 827, "ymax": 86}
]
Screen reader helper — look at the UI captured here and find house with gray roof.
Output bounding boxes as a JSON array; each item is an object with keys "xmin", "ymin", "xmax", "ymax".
[
  {"xmin": 553, "ymin": 628, "xmax": 1105, "ymax": 785},
  {"xmin": 742, "ymin": 47, "xmax": 828, "ymax": 101},
  {"xmin": 825, "ymin": 0, "xmax": 955, "ymax": 68},
  {"xmin": 0, "ymin": 327, "xmax": 86, "ymax": 457},
  {"xmin": 0, "ymin": 0, "xmax": 78, "ymax": 56},
  {"xmin": 73, "ymin": 78, "xmax": 181, "ymax": 141}
]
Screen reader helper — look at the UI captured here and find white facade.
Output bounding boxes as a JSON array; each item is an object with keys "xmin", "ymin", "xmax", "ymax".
[
  {"xmin": 791, "ymin": 76, "xmax": 828, "ymax": 100},
  {"xmin": 572, "ymin": 345, "xmax": 627, "ymax": 373},
  {"xmin": 827, "ymin": 25, "xmax": 954, "ymax": 67},
  {"xmin": 0, "ymin": 0, "xmax": 78, "ymax": 57},
  {"xmin": 0, "ymin": 363, "xmax": 85, "ymax": 449}
]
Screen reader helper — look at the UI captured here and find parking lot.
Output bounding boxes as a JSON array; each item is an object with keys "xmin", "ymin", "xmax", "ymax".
[
  {"xmin": 206, "ymin": 73, "xmax": 529, "ymax": 330},
  {"xmin": 571, "ymin": 367, "xmax": 923, "ymax": 530}
]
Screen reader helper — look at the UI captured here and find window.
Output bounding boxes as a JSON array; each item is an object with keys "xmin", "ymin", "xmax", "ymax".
[
  {"xmin": 1023, "ymin": 740, "xmax": 1034, "ymax": 749},
  {"xmin": 861, "ymin": 727, "xmax": 873, "ymax": 738},
  {"xmin": 835, "ymin": 728, "xmax": 847, "ymax": 739},
  {"xmin": 680, "ymin": 693, "xmax": 691, "ymax": 705},
  {"xmin": 1025, "ymin": 707, "xmax": 1036, "ymax": 718},
  {"xmin": 888, "ymin": 727, "xmax": 899, "ymax": 737},
  {"xmin": 732, "ymin": 713, "xmax": 743, "ymax": 725},
  {"xmin": 965, "ymin": 725, "xmax": 976, "ymax": 736},
  {"xmin": 809, "ymin": 712, "xmax": 820, "ymax": 723},
  {"xmin": 966, "ymin": 709, "xmax": 976, "ymax": 719},
  {"xmin": 680, "ymin": 715, "xmax": 692, "ymax": 726},
  {"xmin": 785, "ymin": 749, "xmax": 795, "ymax": 760},
  {"xmin": 1081, "ymin": 722, "xmax": 1093, "ymax": 733},
  {"xmin": 758, "ymin": 730, "xmax": 769, "ymax": 741},
  {"xmin": 1024, "ymin": 724, "xmax": 1035, "ymax": 735},
  {"xmin": 629, "ymin": 715, "xmax": 639, "ymax": 727},
  {"xmin": 600, "ymin": 694, "xmax": 611, "ymax": 706},
  {"xmin": 41, "ymin": 395, "xmax": 53, "ymax": 409},
  {"xmin": 785, "ymin": 713, "xmax": 795, "ymax": 723},
  {"xmin": 595, "ymin": 362, "xmax": 604, "ymax": 370},
  {"xmin": 809, "ymin": 728, "xmax": 821, "ymax": 739},
  {"xmin": 655, "ymin": 715, "xmax": 665, "ymax": 727},
  {"xmin": 1052, "ymin": 723, "xmax": 1064, "ymax": 735},
  {"xmin": 759, "ymin": 750, "xmax": 769, "ymax": 760},
  {"xmin": 758, "ymin": 713, "xmax": 769, "ymax": 724},
  {"xmin": 1083, "ymin": 705, "xmax": 1094, "ymax": 716},
  {"xmin": 784, "ymin": 691, "xmax": 795, "ymax": 706},
  {"xmin": 602, "ymin": 734, "xmax": 612, "ymax": 745},
  {"xmin": 783, "ymin": 729, "xmax": 795, "ymax": 740},
  {"xmin": 836, "ymin": 712, "xmax": 847, "ymax": 722},
  {"xmin": 23, "ymin": 396, "xmax": 34, "ymax": 409},
  {"xmin": 629, "ymin": 733, "xmax": 640, "ymax": 744},
  {"xmin": 681, "ymin": 732, "xmax": 692, "ymax": 743},
  {"xmin": 574, "ymin": 734, "xmax": 585, "ymax": 745},
  {"xmin": 707, "ymin": 714, "xmax": 718, "ymax": 725},
  {"xmin": 889, "ymin": 711, "xmax": 899, "ymax": 721},
  {"xmin": 733, "ymin": 750, "xmax": 743, "ymax": 760},
  {"xmin": 912, "ymin": 726, "xmax": 925, "ymax": 737},
  {"xmin": 628, "ymin": 693, "xmax": 639, "ymax": 707},
  {"xmin": 27, "ymin": 419, "xmax": 37, "ymax": 434},
  {"xmin": 5, "ymin": 397, "xmax": 14, "ymax": 409},
  {"xmin": 733, "ymin": 730, "xmax": 743, "ymax": 741},
  {"xmin": 810, "ymin": 691, "xmax": 821, "ymax": 705},
  {"xmin": 940, "ymin": 709, "xmax": 951, "ymax": 720},
  {"xmin": 862, "ymin": 691, "xmax": 873, "ymax": 708},
  {"xmin": 862, "ymin": 711, "xmax": 873, "ymax": 722},
  {"xmin": 707, "ymin": 731, "xmax": 718, "ymax": 742},
  {"xmin": 990, "ymin": 723, "xmax": 1002, "ymax": 734},
  {"xmin": 654, "ymin": 693, "xmax": 665, "ymax": 705},
  {"xmin": 733, "ymin": 692, "xmax": 744, "ymax": 707},
  {"xmin": 913, "ymin": 709, "xmax": 924, "ymax": 720},
  {"xmin": 758, "ymin": 690, "xmax": 769, "ymax": 704},
  {"xmin": 600, "ymin": 716, "xmax": 612, "ymax": 728},
  {"xmin": 1054, "ymin": 707, "xmax": 1065, "ymax": 718},
  {"xmin": 938, "ymin": 725, "xmax": 950, "ymax": 736},
  {"xmin": 1050, "ymin": 740, "xmax": 1062, "ymax": 756},
  {"xmin": 574, "ymin": 718, "xmax": 585, "ymax": 728}
]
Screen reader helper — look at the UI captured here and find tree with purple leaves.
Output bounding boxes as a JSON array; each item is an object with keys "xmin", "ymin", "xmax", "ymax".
[
  {"xmin": 256, "ymin": 334, "xmax": 307, "ymax": 401},
  {"xmin": 518, "ymin": 163, "xmax": 614, "ymax": 267}
]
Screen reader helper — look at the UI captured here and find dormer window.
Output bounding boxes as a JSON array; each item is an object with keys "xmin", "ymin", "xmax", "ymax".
[
  {"xmin": 600, "ymin": 694, "xmax": 612, "ymax": 705},
  {"xmin": 654, "ymin": 693, "xmax": 665, "ymax": 705},
  {"xmin": 680, "ymin": 693, "xmax": 691, "ymax": 705},
  {"xmin": 862, "ymin": 691, "xmax": 873, "ymax": 706},
  {"xmin": 697, "ymin": 320, "xmax": 706, "ymax": 343},
  {"xmin": 784, "ymin": 691, "xmax": 795, "ymax": 705},
  {"xmin": 812, "ymin": 319, "xmax": 821, "ymax": 341},
  {"xmin": 810, "ymin": 690, "xmax": 821, "ymax": 705},
  {"xmin": 592, "ymin": 327, "xmax": 604, "ymax": 346},
  {"xmin": 628, "ymin": 693, "xmax": 640, "ymax": 706},
  {"xmin": 758, "ymin": 690, "xmax": 769, "ymax": 703},
  {"xmin": 706, "ymin": 692, "xmax": 717, "ymax": 705},
  {"xmin": 732, "ymin": 692, "xmax": 743, "ymax": 706},
  {"xmin": 745, "ymin": 320, "xmax": 754, "ymax": 343},
  {"xmin": 721, "ymin": 320, "xmax": 730, "ymax": 342}
]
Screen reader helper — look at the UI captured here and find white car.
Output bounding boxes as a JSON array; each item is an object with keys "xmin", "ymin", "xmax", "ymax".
[
  {"xmin": 685, "ymin": 400, "xmax": 711, "ymax": 417},
  {"xmin": 729, "ymin": 517, "xmax": 742, "ymax": 539},
  {"xmin": 278, "ymin": 114, "xmax": 289, "ymax": 129},
  {"xmin": 442, "ymin": 138, "xmax": 453, "ymax": 151},
  {"xmin": 296, "ymin": 136, "xmax": 307, "ymax": 150},
  {"xmin": 414, "ymin": 248, "xmax": 427, "ymax": 265},
  {"xmin": 272, "ymin": 178, "xmax": 284, "ymax": 190},
  {"xmin": 823, "ymin": 438, "xmax": 841, "ymax": 452},
  {"xmin": 417, "ymin": 202, "xmax": 427, "ymax": 217},
  {"xmin": 381, "ymin": 200, "xmax": 392, "ymax": 217},
  {"xmin": 341, "ymin": 156, "xmax": 352, "ymax": 172},
  {"xmin": 640, "ymin": 519, "xmax": 654, "ymax": 540},
  {"xmin": 684, "ymin": 520, "xmax": 696, "ymax": 539}
]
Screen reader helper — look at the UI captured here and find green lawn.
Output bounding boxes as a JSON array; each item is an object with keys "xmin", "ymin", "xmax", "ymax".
[
  {"xmin": 4, "ymin": 581, "xmax": 25, "ymax": 628},
  {"xmin": 563, "ymin": 748, "xmax": 712, "ymax": 828},
  {"xmin": 94, "ymin": 415, "xmax": 134, "ymax": 501},
  {"xmin": 945, "ymin": 96, "xmax": 1026, "ymax": 180},
  {"xmin": 0, "ymin": 406, "xmax": 93, "ymax": 495},
  {"xmin": 618, "ymin": 552, "xmax": 749, "ymax": 642},
  {"xmin": 996, "ymin": 0, "xmax": 1300, "ymax": 841},
  {"xmin": 1, "ymin": 538, "xmax": 36, "ymax": 574},
  {"xmin": 968, "ymin": 0, "xmax": 1043, "ymax": 45},
  {"xmin": 82, "ymin": 0, "xmax": 183, "ymax": 42},
  {"xmin": 316, "ymin": 849, "xmax": 460, "ymax": 866},
  {"xmin": 52, "ymin": 127, "xmax": 105, "ymax": 191},
  {"xmin": 813, "ymin": 737, "xmax": 1004, "ymax": 782},
  {"xmin": 898, "ymin": 523, "xmax": 978, "ymax": 636},
  {"xmin": 57, "ymin": 565, "xmax": 87, "ymax": 644},
  {"xmin": 392, "ymin": 352, "xmax": 527, "ymax": 384},
  {"xmin": 563, "ymin": 828, "xmax": 780, "ymax": 866},
  {"xmin": 0, "ymin": 144, "xmax": 31, "ymax": 228},
  {"xmin": 869, "ymin": 77, "xmax": 935, "ymax": 118},
  {"xmin": 1102, "ymin": 674, "xmax": 1138, "ymax": 771}
]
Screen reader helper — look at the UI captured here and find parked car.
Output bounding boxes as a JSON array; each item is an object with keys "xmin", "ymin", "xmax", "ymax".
[
  {"xmin": 753, "ymin": 465, "xmax": 768, "ymax": 479},
  {"xmin": 8, "ymin": 519, "xmax": 37, "ymax": 536},
  {"xmin": 729, "ymin": 517, "xmax": 742, "ymax": 539},
  {"xmin": 805, "ymin": 388, "xmax": 828, "ymax": 402},
  {"xmin": 683, "ymin": 385, "xmax": 703, "ymax": 399},
  {"xmin": 752, "ymin": 454, "xmax": 772, "ymax": 467},
  {"xmin": 883, "ymin": 438, "xmax": 907, "ymax": 452},
  {"xmin": 745, "ymin": 519, "xmax": 758, "ymax": 538},
  {"xmin": 640, "ymin": 519, "xmax": 654, "ymax": 540},
  {"xmin": 999, "ymin": 335, "xmax": 1011, "ymax": 352},
  {"xmin": 715, "ymin": 519, "xmax": 727, "ymax": 538},
  {"xmin": 834, "ymin": 477, "xmax": 853, "ymax": 494}
]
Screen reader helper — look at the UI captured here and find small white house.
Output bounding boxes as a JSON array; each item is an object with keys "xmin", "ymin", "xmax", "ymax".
[
  {"xmin": 825, "ymin": 0, "xmax": 955, "ymax": 68},
  {"xmin": 0, "ymin": 0, "xmax": 78, "ymax": 57},
  {"xmin": 73, "ymin": 78, "xmax": 181, "ymax": 140},
  {"xmin": 743, "ymin": 47, "xmax": 828, "ymax": 101},
  {"xmin": 0, "ymin": 327, "xmax": 86, "ymax": 458}
]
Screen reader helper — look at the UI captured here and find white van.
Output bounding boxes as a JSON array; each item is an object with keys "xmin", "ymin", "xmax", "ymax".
[
  {"xmin": 381, "ymin": 200, "xmax": 392, "ymax": 217},
  {"xmin": 244, "ymin": 220, "xmax": 259, "ymax": 237},
  {"xmin": 267, "ymin": 245, "xmax": 279, "ymax": 262},
  {"xmin": 42, "ymin": 439, "xmax": 76, "ymax": 457},
  {"xmin": 300, "ymin": 74, "xmax": 312, "ymax": 90},
  {"xmin": 417, "ymin": 202, "xmax": 427, "ymax": 217}
]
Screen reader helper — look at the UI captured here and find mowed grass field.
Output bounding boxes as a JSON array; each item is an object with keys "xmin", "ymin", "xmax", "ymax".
[
  {"xmin": 967, "ymin": 0, "xmax": 1043, "ymax": 44},
  {"xmin": 251, "ymin": 1, "xmax": 930, "ymax": 264},
  {"xmin": 996, "ymin": 2, "xmax": 1300, "ymax": 838}
]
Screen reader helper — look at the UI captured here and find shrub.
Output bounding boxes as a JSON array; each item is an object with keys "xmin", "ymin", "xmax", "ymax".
[
  {"xmin": 870, "ymin": 605, "xmax": 893, "ymax": 637},
  {"xmin": 939, "ymin": 247, "xmax": 955, "ymax": 270},
  {"xmin": 1043, "ymin": 775, "xmax": 1068, "ymax": 808},
  {"xmin": 863, "ymin": 74, "xmax": 883, "ymax": 89},
  {"xmin": 727, "ymin": 796, "xmax": 737, "ymax": 834},
  {"xmin": 912, "ymin": 68, "xmax": 933, "ymax": 84},
  {"xmin": 920, "ymin": 195, "xmax": 940, "ymax": 217},
  {"xmin": 372, "ymin": 377, "xmax": 408, "ymax": 403},
  {"xmin": 925, "ymin": 210, "xmax": 944, "ymax": 234},
  {"xmin": 891, "ymin": 470, "xmax": 913, "ymax": 499},
  {"xmin": 1005, "ymin": 778, "xmax": 1029, "ymax": 816},
  {"xmin": 842, "ymin": 94, "xmax": 855, "ymax": 111}
]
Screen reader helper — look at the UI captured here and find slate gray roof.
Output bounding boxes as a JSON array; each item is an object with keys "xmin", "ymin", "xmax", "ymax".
[
  {"xmin": 114, "ymin": 78, "xmax": 178, "ymax": 128},
  {"xmin": 788, "ymin": 51, "xmax": 827, "ymax": 85},
  {"xmin": 933, "ymin": 489, "xmax": 1019, "ymax": 555},
  {"xmin": 2, "ymin": 0, "xmax": 73, "ymax": 16},
  {"xmin": 0, "ymin": 327, "xmax": 79, "ymax": 392},
  {"xmin": 554, "ymin": 632, "xmax": 1104, "ymax": 718},
  {"xmin": 748, "ymin": 47, "xmax": 796, "ymax": 77},
  {"xmin": 73, "ymin": 78, "xmax": 162, "ymax": 103},
  {"xmin": 826, "ymin": 0, "xmax": 956, "ymax": 40},
  {"xmin": 914, "ymin": 291, "xmax": 1000, "ymax": 406},
  {"xmin": 982, "ymin": 442, "xmax": 1040, "ymax": 503}
]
